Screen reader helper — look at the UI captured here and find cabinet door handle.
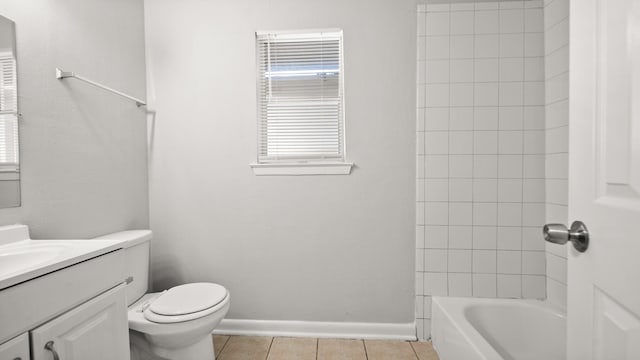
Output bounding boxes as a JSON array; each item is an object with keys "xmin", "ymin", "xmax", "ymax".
[{"xmin": 44, "ymin": 341, "xmax": 60, "ymax": 360}]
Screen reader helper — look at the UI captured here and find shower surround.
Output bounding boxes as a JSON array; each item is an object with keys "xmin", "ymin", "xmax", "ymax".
[{"xmin": 415, "ymin": 0, "xmax": 547, "ymax": 339}]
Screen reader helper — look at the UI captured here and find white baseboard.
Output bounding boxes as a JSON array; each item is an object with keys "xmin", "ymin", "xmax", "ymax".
[{"xmin": 213, "ymin": 319, "xmax": 416, "ymax": 340}]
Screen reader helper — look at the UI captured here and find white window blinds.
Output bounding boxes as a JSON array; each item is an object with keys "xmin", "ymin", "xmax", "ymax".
[
  {"xmin": 256, "ymin": 30, "xmax": 345, "ymax": 163},
  {"xmin": 0, "ymin": 52, "xmax": 18, "ymax": 170}
]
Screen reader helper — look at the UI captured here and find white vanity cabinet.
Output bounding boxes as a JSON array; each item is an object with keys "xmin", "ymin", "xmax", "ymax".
[
  {"xmin": 30, "ymin": 284, "xmax": 129, "ymax": 360},
  {"xmin": 0, "ymin": 248, "xmax": 130, "ymax": 360},
  {"xmin": 0, "ymin": 333, "xmax": 29, "ymax": 360}
]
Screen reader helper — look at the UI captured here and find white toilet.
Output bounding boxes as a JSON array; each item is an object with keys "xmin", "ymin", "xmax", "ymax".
[{"xmin": 96, "ymin": 230, "xmax": 230, "ymax": 360}]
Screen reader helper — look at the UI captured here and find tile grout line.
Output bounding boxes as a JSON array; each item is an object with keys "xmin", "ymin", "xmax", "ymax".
[
  {"xmin": 363, "ymin": 339, "xmax": 369, "ymax": 360},
  {"xmin": 265, "ymin": 337, "xmax": 275, "ymax": 360}
]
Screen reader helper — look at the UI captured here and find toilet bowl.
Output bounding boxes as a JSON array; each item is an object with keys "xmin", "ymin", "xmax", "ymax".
[{"xmin": 95, "ymin": 230, "xmax": 230, "ymax": 360}]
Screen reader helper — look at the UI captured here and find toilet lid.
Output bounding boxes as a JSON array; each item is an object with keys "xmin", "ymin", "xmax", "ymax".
[{"xmin": 148, "ymin": 283, "xmax": 227, "ymax": 316}]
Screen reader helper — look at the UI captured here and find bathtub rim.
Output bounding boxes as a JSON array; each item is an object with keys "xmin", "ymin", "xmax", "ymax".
[{"xmin": 431, "ymin": 296, "xmax": 566, "ymax": 360}]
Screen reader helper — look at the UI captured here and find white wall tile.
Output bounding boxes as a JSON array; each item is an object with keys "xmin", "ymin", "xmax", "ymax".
[
  {"xmin": 416, "ymin": 225, "xmax": 425, "ymax": 248},
  {"xmin": 524, "ymin": 106, "xmax": 545, "ymax": 129},
  {"xmin": 473, "ymin": 273, "xmax": 497, "ymax": 297},
  {"xmin": 424, "ymin": 272, "xmax": 448, "ymax": 295},
  {"xmin": 473, "ymin": 250, "xmax": 497, "ymax": 273},
  {"xmin": 425, "ymin": 179, "xmax": 449, "ymax": 202},
  {"xmin": 426, "ymin": 12, "xmax": 450, "ymax": 36},
  {"xmin": 450, "ymin": 83, "xmax": 475, "ymax": 107},
  {"xmin": 425, "ymin": 107, "xmax": 449, "ymax": 131},
  {"xmin": 500, "ymin": 82, "xmax": 524, "ymax": 106},
  {"xmin": 450, "ymin": 35, "xmax": 474, "ymax": 59},
  {"xmin": 473, "ymin": 179, "xmax": 498, "ymax": 202},
  {"xmin": 449, "ymin": 226, "xmax": 473, "ymax": 249},
  {"xmin": 498, "ymin": 155, "xmax": 523, "ymax": 178},
  {"xmin": 416, "ymin": 248, "xmax": 425, "ymax": 271},
  {"xmin": 448, "ymin": 273, "xmax": 473, "ymax": 296},
  {"xmin": 449, "ymin": 178, "xmax": 473, "ymax": 202},
  {"xmin": 474, "ymin": 34, "xmax": 500, "ymax": 58},
  {"xmin": 474, "ymin": 10, "xmax": 499, "ymax": 34},
  {"xmin": 524, "ymin": 8, "xmax": 544, "ymax": 32},
  {"xmin": 425, "ymin": 155, "xmax": 449, "ymax": 178},
  {"xmin": 500, "ymin": 58, "xmax": 524, "ymax": 82},
  {"xmin": 425, "ymin": 84, "xmax": 450, "ymax": 107},
  {"xmin": 497, "ymin": 250, "xmax": 522, "ymax": 274},
  {"xmin": 500, "ymin": 34, "xmax": 524, "ymax": 57},
  {"xmin": 425, "ymin": 202, "xmax": 449, "ymax": 225},
  {"xmin": 499, "ymin": 9, "xmax": 524, "ymax": 33},
  {"xmin": 546, "ymin": 253, "xmax": 567, "ymax": 284},
  {"xmin": 523, "ymin": 275, "xmax": 546, "ymax": 299},
  {"xmin": 474, "ymin": 131, "xmax": 499, "ymax": 154},
  {"xmin": 523, "ymin": 251, "xmax": 546, "ymax": 275},
  {"xmin": 425, "ymin": 225, "xmax": 449, "ymax": 249},
  {"xmin": 523, "ymin": 154, "xmax": 545, "ymax": 178},
  {"xmin": 498, "ymin": 178, "xmax": 523, "ymax": 202},
  {"xmin": 425, "ymin": 249, "xmax": 448, "ymax": 272},
  {"xmin": 497, "ymin": 274, "xmax": 522, "ymax": 298},
  {"xmin": 451, "ymin": 11, "xmax": 474, "ymax": 35},
  {"xmin": 522, "ymin": 227, "xmax": 545, "ymax": 251},
  {"xmin": 473, "ymin": 225, "xmax": 498, "ymax": 249},
  {"xmin": 474, "ymin": 154, "xmax": 499, "ymax": 178},
  {"xmin": 524, "ymin": 57, "xmax": 545, "ymax": 81},
  {"xmin": 449, "ymin": 202, "xmax": 473, "ymax": 225},
  {"xmin": 522, "ymin": 203, "xmax": 545, "ymax": 226},
  {"xmin": 475, "ymin": 59, "xmax": 500, "ymax": 82},
  {"xmin": 499, "ymin": 131, "xmax": 524, "ymax": 154},
  {"xmin": 426, "ymin": 36, "xmax": 451, "ymax": 59},
  {"xmin": 497, "ymin": 226, "xmax": 522, "ymax": 250},
  {"xmin": 523, "ymin": 179, "xmax": 545, "ymax": 202},
  {"xmin": 449, "ymin": 155, "xmax": 474, "ymax": 178},
  {"xmin": 449, "ymin": 131, "xmax": 473, "ymax": 154},
  {"xmin": 474, "ymin": 107, "xmax": 499, "ymax": 130},
  {"xmin": 450, "ymin": 59, "xmax": 474, "ymax": 83},
  {"xmin": 425, "ymin": 131, "xmax": 449, "ymax": 154},
  {"xmin": 449, "ymin": 249, "xmax": 473, "ymax": 272},
  {"xmin": 450, "ymin": 107, "xmax": 474, "ymax": 130},
  {"xmin": 425, "ymin": 60, "xmax": 450, "ymax": 84},
  {"xmin": 524, "ymin": 33, "xmax": 544, "ymax": 56},
  {"xmin": 498, "ymin": 202, "xmax": 522, "ymax": 226},
  {"xmin": 475, "ymin": 85, "xmax": 500, "ymax": 108},
  {"xmin": 524, "ymin": 81, "xmax": 545, "ymax": 106},
  {"xmin": 499, "ymin": 107, "xmax": 524, "ymax": 130}
]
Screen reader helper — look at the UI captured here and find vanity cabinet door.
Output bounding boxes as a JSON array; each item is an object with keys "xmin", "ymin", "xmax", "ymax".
[
  {"xmin": 0, "ymin": 333, "xmax": 29, "ymax": 360},
  {"xmin": 30, "ymin": 283, "xmax": 130, "ymax": 360}
]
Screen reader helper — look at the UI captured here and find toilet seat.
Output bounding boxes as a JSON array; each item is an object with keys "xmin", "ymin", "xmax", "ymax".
[{"xmin": 142, "ymin": 283, "xmax": 229, "ymax": 324}]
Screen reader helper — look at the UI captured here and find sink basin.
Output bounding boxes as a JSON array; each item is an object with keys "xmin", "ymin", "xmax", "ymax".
[{"xmin": 0, "ymin": 243, "xmax": 66, "ymax": 278}]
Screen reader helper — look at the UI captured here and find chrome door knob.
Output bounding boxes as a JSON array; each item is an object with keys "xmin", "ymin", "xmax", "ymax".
[{"xmin": 543, "ymin": 221, "xmax": 590, "ymax": 253}]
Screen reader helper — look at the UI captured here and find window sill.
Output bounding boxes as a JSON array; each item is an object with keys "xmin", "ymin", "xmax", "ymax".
[{"xmin": 250, "ymin": 162, "xmax": 354, "ymax": 176}]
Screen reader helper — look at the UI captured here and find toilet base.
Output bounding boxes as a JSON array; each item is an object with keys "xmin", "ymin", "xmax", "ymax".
[{"xmin": 130, "ymin": 330, "xmax": 216, "ymax": 360}]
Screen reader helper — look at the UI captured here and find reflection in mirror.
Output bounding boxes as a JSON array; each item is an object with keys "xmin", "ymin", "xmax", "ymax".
[{"xmin": 0, "ymin": 14, "xmax": 19, "ymax": 208}]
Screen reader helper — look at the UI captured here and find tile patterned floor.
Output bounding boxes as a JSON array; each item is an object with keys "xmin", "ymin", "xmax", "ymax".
[{"xmin": 213, "ymin": 335, "xmax": 440, "ymax": 360}]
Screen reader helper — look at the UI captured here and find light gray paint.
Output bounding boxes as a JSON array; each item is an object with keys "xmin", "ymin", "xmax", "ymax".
[
  {"xmin": 145, "ymin": 0, "xmax": 417, "ymax": 323},
  {"xmin": 0, "ymin": 0, "xmax": 149, "ymax": 238}
]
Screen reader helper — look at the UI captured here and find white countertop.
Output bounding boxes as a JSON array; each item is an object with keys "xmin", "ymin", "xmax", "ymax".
[{"xmin": 0, "ymin": 238, "xmax": 128, "ymax": 290}]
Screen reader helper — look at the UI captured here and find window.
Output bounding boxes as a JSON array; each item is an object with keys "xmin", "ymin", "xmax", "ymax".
[
  {"xmin": 0, "ymin": 52, "xmax": 18, "ymax": 172},
  {"xmin": 252, "ymin": 30, "xmax": 352, "ymax": 175}
]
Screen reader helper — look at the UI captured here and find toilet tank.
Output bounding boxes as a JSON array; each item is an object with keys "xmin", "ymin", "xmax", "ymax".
[{"xmin": 94, "ymin": 230, "xmax": 152, "ymax": 306}]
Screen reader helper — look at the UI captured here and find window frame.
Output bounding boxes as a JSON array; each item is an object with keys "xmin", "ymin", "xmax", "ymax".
[{"xmin": 250, "ymin": 29, "xmax": 353, "ymax": 176}]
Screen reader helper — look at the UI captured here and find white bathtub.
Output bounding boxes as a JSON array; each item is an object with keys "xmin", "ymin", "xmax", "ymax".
[{"xmin": 431, "ymin": 297, "xmax": 566, "ymax": 360}]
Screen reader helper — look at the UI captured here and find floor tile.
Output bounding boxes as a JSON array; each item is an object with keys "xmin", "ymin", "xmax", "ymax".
[
  {"xmin": 317, "ymin": 338, "xmax": 367, "ymax": 360},
  {"xmin": 218, "ymin": 336, "xmax": 273, "ymax": 360},
  {"xmin": 213, "ymin": 335, "xmax": 230, "ymax": 356},
  {"xmin": 365, "ymin": 340, "xmax": 419, "ymax": 360},
  {"xmin": 266, "ymin": 337, "xmax": 317, "ymax": 360},
  {"xmin": 411, "ymin": 341, "xmax": 440, "ymax": 360}
]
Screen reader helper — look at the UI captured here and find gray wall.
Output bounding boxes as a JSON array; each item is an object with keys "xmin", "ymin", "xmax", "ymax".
[
  {"xmin": 145, "ymin": 0, "xmax": 417, "ymax": 323},
  {"xmin": 0, "ymin": 0, "xmax": 149, "ymax": 238}
]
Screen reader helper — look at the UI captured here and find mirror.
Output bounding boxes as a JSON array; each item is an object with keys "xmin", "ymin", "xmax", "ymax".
[{"xmin": 0, "ymin": 14, "xmax": 19, "ymax": 208}]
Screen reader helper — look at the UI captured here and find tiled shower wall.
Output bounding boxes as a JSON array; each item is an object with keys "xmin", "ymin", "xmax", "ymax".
[
  {"xmin": 415, "ymin": 1, "xmax": 547, "ymax": 340},
  {"xmin": 543, "ymin": 0, "xmax": 569, "ymax": 311}
]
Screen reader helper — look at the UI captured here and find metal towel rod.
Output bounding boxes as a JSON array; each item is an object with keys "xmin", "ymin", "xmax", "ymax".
[{"xmin": 55, "ymin": 68, "xmax": 146, "ymax": 107}]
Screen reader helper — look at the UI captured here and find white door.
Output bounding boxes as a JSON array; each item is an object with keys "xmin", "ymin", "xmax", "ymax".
[
  {"xmin": 30, "ymin": 283, "xmax": 130, "ymax": 360},
  {"xmin": 568, "ymin": 0, "xmax": 640, "ymax": 359}
]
